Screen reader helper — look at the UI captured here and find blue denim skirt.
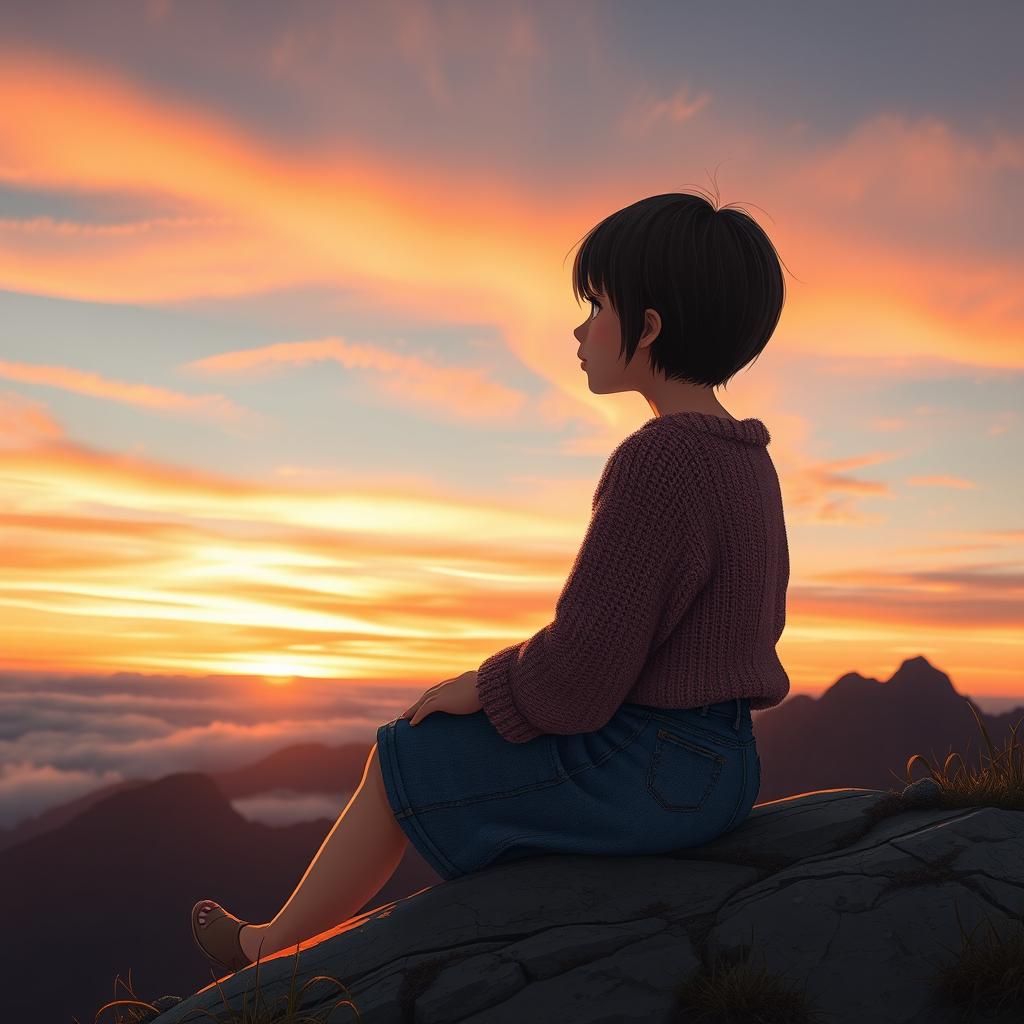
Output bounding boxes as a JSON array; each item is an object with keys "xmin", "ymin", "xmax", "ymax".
[{"xmin": 375, "ymin": 697, "xmax": 760, "ymax": 881}]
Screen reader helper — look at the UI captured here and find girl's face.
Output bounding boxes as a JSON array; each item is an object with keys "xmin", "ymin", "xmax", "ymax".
[
  {"xmin": 573, "ymin": 285, "xmax": 622, "ymax": 388},
  {"xmin": 571, "ymin": 278, "xmax": 734, "ymax": 420},
  {"xmin": 573, "ymin": 281, "xmax": 664, "ymax": 398}
]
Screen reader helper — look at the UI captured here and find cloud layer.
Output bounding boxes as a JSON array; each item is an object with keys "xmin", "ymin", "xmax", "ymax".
[{"xmin": 0, "ymin": 669, "xmax": 407, "ymax": 829}]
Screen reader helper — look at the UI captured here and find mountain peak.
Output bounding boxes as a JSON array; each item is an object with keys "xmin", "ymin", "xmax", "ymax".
[
  {"xmin": 820, "ymin": 672, "xmax": 880, "ymax": 703},
  {"xmin": 886, "ymin": 656, "xmax": 957, "ymax": 698},
  {"xmin": 74, "ymin": 771, "xmax": 240, "ymax": 832}
]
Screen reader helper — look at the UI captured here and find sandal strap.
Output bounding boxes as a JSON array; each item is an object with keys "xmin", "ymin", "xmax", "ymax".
[{"xmin": 194, "ymin": 902, "xmax": 248, "ymax": 969}]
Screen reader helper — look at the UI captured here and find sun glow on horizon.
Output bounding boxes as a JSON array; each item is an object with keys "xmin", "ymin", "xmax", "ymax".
[
  {"xmin": 233, "ymin": 658, "xmax": 306, "ymax": 684},
  {"xmin": 262, "ymin": 675, "xmax": 296, "ymax": 687}
]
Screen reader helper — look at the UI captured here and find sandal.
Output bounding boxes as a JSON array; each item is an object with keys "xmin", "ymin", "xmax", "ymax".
[{"xmin": 191, "ymin": 900, "xmax": 254, "ymax": 973}]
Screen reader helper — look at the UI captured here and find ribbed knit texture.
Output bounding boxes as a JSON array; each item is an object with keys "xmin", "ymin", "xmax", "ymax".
[{"xmin": 475, "ymin": 411, "xmax": 791, "ymax": 743}]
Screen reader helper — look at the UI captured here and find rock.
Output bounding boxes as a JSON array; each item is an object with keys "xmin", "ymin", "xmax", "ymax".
[
  {"xmin": 901, "ymin": 777, "xmax": 944, "ymax": 804},
  {"xmin": 134, "ymin": 994, "xmax": 183, "ymax": 1021},
  {"xmin": 150, "ymin": 789, "xmax": 1024, "ymax": 1024}
]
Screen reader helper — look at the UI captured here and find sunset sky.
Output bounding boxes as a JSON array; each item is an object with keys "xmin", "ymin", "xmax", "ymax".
[{"xmin": 1, "ymin": 0, "xmax": 1021, "ymax": 720}]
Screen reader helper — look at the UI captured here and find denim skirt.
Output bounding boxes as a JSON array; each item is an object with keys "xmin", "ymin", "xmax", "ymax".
[{"xmin": 375, "ymin": 697, "xmax": 760, "ymax": 881}]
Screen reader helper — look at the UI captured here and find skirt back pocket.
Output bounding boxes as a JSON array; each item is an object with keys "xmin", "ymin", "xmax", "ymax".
[{"xmin": 646, "ymin": 727, "xmax": 725, "ymax": 812}]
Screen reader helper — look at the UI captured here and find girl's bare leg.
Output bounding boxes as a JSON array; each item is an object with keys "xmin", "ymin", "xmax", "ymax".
[{"xmin": 240, "ymin": 741, "xmax": 409, "ymax": 962}]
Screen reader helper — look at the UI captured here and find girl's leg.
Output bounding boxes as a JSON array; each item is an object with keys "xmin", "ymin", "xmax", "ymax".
[{"xmin": 241, "ymin": 741, "xmax": 409, "ymax": 961}]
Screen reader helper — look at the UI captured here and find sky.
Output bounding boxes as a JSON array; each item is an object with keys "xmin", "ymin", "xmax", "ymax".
[{"xmin": 1, "ymin": 1, "xmax": 1022, "ymax": 823}]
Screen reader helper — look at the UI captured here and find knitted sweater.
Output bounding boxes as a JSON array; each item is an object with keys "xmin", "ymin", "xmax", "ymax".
[{"xmin": 475, "ymin": 411, "xmax": 790, "ymax": 743}]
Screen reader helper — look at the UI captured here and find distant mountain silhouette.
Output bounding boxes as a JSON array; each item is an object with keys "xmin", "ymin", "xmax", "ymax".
[
  {"xmin": 1, "ymin": 768, "xmax": 439, "ymax": 1024},
  {"xmin": 6, "ymin": 654, "xmax": 1024, "ymax": 1024},
  {"xmin": 0, "ymin": 777, "xmax": 151, "ymax": 851},
  {"xmin": 0, "ymin": 740, "xmax": 371, "ymax": 851},
  {"xmin": 213, "ymin": 740, "xmax": 371, "ymax": 798},
  {"xmin": 752, "ymin": 655, "xmax": 1024, "ymax": 801}
]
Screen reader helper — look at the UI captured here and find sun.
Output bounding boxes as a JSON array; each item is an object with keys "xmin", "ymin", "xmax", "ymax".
[
  {"xmin": 240, "ymin": 657, "xmax": 305, "ymax": 686},
  {"xmin": 262, "ymin": 674, "xmax": 295, "ymax": 687}
]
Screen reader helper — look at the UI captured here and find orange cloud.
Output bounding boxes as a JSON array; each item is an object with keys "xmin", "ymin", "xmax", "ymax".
[
  {"xmin": 0, "ymin": 419, "xmax": 591, "ymax": 679},
  {"xmin": 0, "ymin": 360, "xmax": 251, "ymax": 422},
  {"xmin": 0, "ymin": 46, "xmax": 568, "ymax": 307},
  {"xmin": 618, "ymin": 83, "xmax": 713, "ymax": 137},
  {"xmin": 184, "ymin": 336, "xmax": 525, "ymax": 421},
  {"xmin": 906, "ymin": 475, "xmax": 979, "ymax": 490},
  {"xmin": 0, "ymin": 390, "xmax": 65, "ymax": 448},
  {"xmin": 0, "ymin": 47, "xmax": 604, "ymax": 433},
  {"xmin": 1, "ymin": 45, "xmax": 1020, "ymax": 389},
  {"xmin": 0, "ymin": 417, "xmax": 1019, "ymax": 699}
]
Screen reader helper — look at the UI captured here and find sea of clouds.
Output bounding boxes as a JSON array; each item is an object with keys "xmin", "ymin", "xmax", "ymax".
[
  {"xmin": 0, "ymin": 670, "xmax": 424, "ymax": 829},
  {"xmin": 5, "ymin": 670, "xmax": 1019, "ymax": 832}
]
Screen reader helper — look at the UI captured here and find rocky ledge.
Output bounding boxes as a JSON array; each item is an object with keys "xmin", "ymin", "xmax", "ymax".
[{"xmin": 148, "ymin": 783, "xmax": 1024, "ymax": 1024}]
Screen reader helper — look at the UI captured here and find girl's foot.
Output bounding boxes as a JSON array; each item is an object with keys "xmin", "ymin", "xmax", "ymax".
[
  {"xmin": 239, "ymin": 922, "xmax": 272, "ymax": 963},
  {"xmin": 192, "ymin": 901, "xmax": 269, "ymax": 971}
]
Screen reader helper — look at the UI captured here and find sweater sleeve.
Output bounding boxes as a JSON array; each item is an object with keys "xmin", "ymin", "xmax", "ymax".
[{"xmin": 475, "ymin": 433, "xmax": 711, "ymax": 743}]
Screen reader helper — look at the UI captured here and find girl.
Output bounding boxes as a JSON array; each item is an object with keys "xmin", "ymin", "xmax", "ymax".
[{"xmin": 192, "ymin": 189, "xmax": 791, "ymax": 973}]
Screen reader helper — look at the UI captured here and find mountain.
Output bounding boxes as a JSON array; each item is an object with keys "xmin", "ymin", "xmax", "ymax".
[
  {"xmin": 0, "ymin": 777, "xmax": 151, "ymax": 852},
  {"xmin": 0, "ymin": 740, "xmax": 372, "ymax": 852},
  {"xmin": 0, "ymin": 770, "xmax": 441, "ymax": 1024},
  {"xmin": 6, "ymin": 654, "xmax": 1024, "ymax": 1023},
  {"xmin": 751, "ymin": 655, "xmax": 1024, "ymax": 802},
  {"xmin": 211, "ymin": 740, "xmax": 372, "ymax": 798}
]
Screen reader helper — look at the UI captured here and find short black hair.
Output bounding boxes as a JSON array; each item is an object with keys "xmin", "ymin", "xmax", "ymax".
[{"xmin": 566, "ymin": 189, "xmax": 789, "ymax": 389}]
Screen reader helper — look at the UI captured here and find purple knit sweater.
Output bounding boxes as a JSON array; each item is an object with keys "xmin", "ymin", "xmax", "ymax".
[{"xmin": 475, "ymin": 411, "xmax": 790, "ymax": 743}]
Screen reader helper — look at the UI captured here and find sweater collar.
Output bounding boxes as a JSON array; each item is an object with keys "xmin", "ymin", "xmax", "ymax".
[{"xmin": 640, "ymin": 411, "xmax": 771, "ymax": 446}]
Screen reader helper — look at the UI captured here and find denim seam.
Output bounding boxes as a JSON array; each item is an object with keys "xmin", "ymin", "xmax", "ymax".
[
  {"xmin": 554, "ymin": 708, "xmax": 654, "ymax": 781},
  {"xmin": 377, "ymin": 720, "xmax": 464, "ymax": 879},
  {"xmin": 464, "ymin": 829, "xmax": 553, "ymax": 875},
  {"xmin": 723, "ymin": 743, "xmax": 749, "ymax": 832},
  {"xmin": 438, "ymin": 711, "xmax": 654, "ymax": 874},
  {"xmin": 646, "ymin": 712, "xmax": 752, "ymax": 750},
  {"xmin": 402, "ymin": 771, "xmax": 568, "ymax": 815},
  {"xmin": 395, "ymin": 711, "xmax": 655, "ymax": 817}
]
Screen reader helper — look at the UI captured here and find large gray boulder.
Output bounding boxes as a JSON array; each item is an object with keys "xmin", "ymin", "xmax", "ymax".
[{"xmin": 149, "ymin": 786, "xmax": 1024, "ymax": 1024}]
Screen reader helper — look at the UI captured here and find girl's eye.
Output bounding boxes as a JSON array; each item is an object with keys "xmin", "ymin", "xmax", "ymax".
[{"xmin": 588, "ymin": 299, "xmax": 601, "ymax": 319}]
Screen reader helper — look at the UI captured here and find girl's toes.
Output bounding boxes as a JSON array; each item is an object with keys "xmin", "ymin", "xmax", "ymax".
[{"xmin": 197, "ymin": 901, "xmax": 217, "ymax": 925}]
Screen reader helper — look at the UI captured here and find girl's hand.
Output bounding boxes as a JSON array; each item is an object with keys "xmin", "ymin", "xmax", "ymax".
[{"xmin": 401, "ymin": 670, "xmax": 482, "ymax": 727}]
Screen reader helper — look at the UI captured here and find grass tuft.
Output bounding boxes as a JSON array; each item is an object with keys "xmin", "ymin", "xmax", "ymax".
[
  {"xmin": 669, "ymin": 941, "xmax": 831, "ymax": 1023},
  {"xmin": 79, "ymin": 941, "xmax": 362, "ymax": 1024}
]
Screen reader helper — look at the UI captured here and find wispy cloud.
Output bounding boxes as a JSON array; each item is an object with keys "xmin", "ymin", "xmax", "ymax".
[
  {"xmin": 184, "ymin": 336, "xmax": 525, "ymax": 421},
  {"xmin": 0, "ymin": 409, "xmax": 588, "ymax": 682},
  {"xmin": 618, "ymin": 83, "xmax": 713, "ymax": 137},
  {"xmin": 0, "ymin": 405, "xmax": 1018, "ymax": 711},
  {"xmin": 0, "ymin": 359, "xmax": 250, "ymax": 422},
  {"xmin": 0, "ymin": 213, "xmax": 234, "ymax": 238},
  {"xmin": 0, "ymin": 390, "xmax": 65, "ymax": 447},
  {"xmin": 0, "ymin": 47, "xmax": 1020, "ymax": 380},
  {"xmin": 905, "ymin": 475, "xmax": 978, "ymax": 490}
]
